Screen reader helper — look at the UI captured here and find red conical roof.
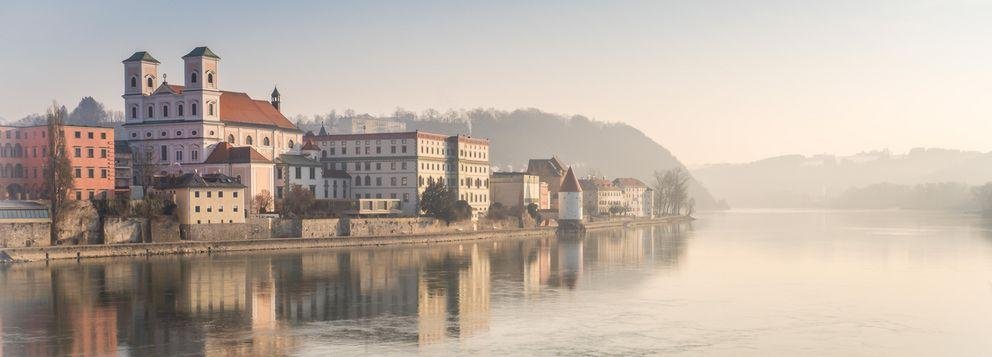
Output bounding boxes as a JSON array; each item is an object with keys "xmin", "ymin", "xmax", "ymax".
[{"xmin": 559, "ymin": 167, "xmax": 582, "ymax": 192}]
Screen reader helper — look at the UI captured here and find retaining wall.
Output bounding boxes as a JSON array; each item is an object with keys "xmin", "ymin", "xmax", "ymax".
[
  {"xmin": 103, "ymin": 218, "xmax": 144, "ymax": 244},
  {"xmin": 0, "ymin": 222, "xmax": 50, "ymax": 248}
]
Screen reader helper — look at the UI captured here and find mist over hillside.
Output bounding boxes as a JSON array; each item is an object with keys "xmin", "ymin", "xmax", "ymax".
[
  {"xmin": 297, "ymin": 108, "xmax": 724, "ymax": 209},
  {"xmin": 694, "ymin": 148, "xmax": 992, "ymax": 208}
]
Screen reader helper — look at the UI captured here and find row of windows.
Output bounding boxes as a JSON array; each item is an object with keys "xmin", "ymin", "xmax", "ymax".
[
  {"xmin": 2, "ymin": 129, "xmax": 46, "ymax": 140},
  {"xmin": 0, "ymin": 164, "xmax": 29, "ymax": 178},
  {"xmin": 353, "ymin": 175, "xmax": 410, "ymax": 187},
  {"xmin": 72, "ymin": 131, "xmax": 108, "ymax": 140},
  {"xmin": 193, "ymin": 190, "xmax": 239, "ymax": 199},
  {"xmin": 74, "ymin": 190, "xmax": 109, "ymax": 201},
  {"xmin": 130, "ymin": 72, "xmax": 213, "ymax": 89},
  {"xmin": 72, "ymin": 147, "xmax": 108, "ymax": 159},
  {"xmin": 72, "ymin": 167, "xmax": 111, "ymax": 179},
  {"xmin": 132, "ymin": 102, "xmax": 213, "ymax": 119},
  {"xmin": 193, "ymin": 205, "xmax": 238, "ymax": 213},
  {"xmin": 353, "ymin": 192, "xmax": 411, "ymax": 202},
  {"xmin": 130, "ymin": 129, "xmax": 206, "ymax": 139}
]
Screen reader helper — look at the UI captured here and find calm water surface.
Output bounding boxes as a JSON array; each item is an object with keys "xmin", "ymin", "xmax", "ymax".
[{"xmin": 3, "ymin": 210, "xmax": 992, "ymax": 356}]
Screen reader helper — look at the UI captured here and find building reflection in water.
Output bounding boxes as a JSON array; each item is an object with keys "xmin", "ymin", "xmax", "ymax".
[{"xmin": 0, "ymin": 223, "xmax": 689, "ymax": 355}]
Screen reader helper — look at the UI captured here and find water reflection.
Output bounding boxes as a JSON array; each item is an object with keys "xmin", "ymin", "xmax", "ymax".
[{"xmin": 0, "ymin": 223, "xmax": 690, "ymax": 355}]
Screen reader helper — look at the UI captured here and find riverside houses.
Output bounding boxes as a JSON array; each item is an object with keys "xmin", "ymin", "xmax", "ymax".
[
  {"xmin": 0, "ymin": 124, "xmax": 115, "ymax": 200},
  {"xmin": 490, "ymin": 172, "xmax": 545, "ymax": 212},
  {"xmin": 307, "ymin": 131, "xmax": 491, "ymax": 217}
]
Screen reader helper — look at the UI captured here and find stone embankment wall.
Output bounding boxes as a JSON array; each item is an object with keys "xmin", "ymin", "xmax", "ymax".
[
  {"xmin": 0, "ymin": 222, "xmax": 50, "ymax": 248},
  {"xmin": 103, "ymin": 218, "xmax": 144, "ymax": 244},
  {"xmin": 345, "ymin": 217, "xmax": 473, "ymax": 237},
  {"xmin": 301, "ymin": 219, "xmax": 341, "ymax": 238},
  {"xmin": 182, "ymin": 223, "xmax": 249, "ymax": 241},
  {"xmin": 57, "ymin": 201, "xmax": 101, "ymax": 245}
]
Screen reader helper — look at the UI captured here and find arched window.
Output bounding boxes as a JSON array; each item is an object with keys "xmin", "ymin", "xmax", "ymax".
[
  {"xmin": 263, "ymin": 137, "xmax": 270, "ymax": 146},
  {"xmin": 147, "ymin": 77, "xmax": 153, "ymax": 88},
  {"xmin": 208, "ymin": 102, "xmax": 214, "ymax": 116},
  {"xmin": 162, "ymin": 105, "xmax": 169, "ymax": 117},
  {"xmin": 246, "ymin": 136, "xmax": 253, "ymax": 145},
  {"xmin": 227, "ymin": 134, "xmax": 235, "ymax": 144},
  {"xmin": 191, "ymin": 72, "xmax": 197, "ymax": 83},
  {"xmin": 130, "ymin": 76, "xmax": 137, "ymax": 88},
  {"xmin": 191, "ymin": 103, "xmax": 198, "ymax": 116},
  {"xmin": 178, "ymin": 104, "xmax": 184, "ymax": 116},
  {"xmin": 354, "ymin": 176, "xmax": 361, "ymax": 186},
  {"xmin": 364, "ymin": 176, "xmax": 371, "ymax": 186},
  {"xmin": 321, "ymin": 150, "xmax": 327, "ymax": 158},
  {"xmin": 288, "ymin": 140, "xmax": 295, "ymax": 149},
  {"xmin": 131, "ymin": 107, "xmax": 137, "ymax": 119},
  {"xmin": 207, "ymin": 72, "xmax": 214, "ymax": 84},
  {"xmin": 147, "ymin": 106, "xmax": 154, "ymax": 118}
]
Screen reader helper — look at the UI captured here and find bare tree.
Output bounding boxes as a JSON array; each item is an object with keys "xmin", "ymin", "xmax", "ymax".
[
  {"xmin": 253, "ymin": 190, "xmax": 273, "ymax": 214},
  {"xmin": 45, "ymin": 102, "xmax": 73, "ymax": 244},
  {"xmin": 653, "ymin": 168, "xmax": 691, "ymax": 215}
]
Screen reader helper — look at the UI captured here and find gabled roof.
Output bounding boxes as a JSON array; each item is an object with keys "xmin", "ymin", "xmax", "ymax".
[
  {"xmin": 301, "ymin": 140, "xmax": 319, "ymax": 151},
  {"xmin": 153, "ymin": 83, "xmax": 184, "ymax": 95},
  {"xmin": 579, "ymin": 178, "xmax": 619, "ymax": 191},
  {"xmin": 276, "ymin": 154, "xmax": 321, "ymax": 166},
  {"xmin": 156, "ymin": 172, "xmax": 244, "ymax": 189},
  {"xmin": 323, "ymin": 169, "xmax": 351, "ymax": 179},
  {"xmin": 123, "ymin": 51, "xmax": 160, "ymax": 64},
  {"xmin": 560, "ymin": 167, "xmax": 582, "ymax": 192},
  {"xmin": 527, "ymin": 157, "xmax": 566, "ymax": 176},
  {"xmin": 219, "ymin": 91, "xmax": 298, "ymax": 130},
  {"xmin": 203, "ymin": 142, "xmax": 272, "ymax": 164},
  {"xmin": 183, "ymin": 46, "xmax": 220, "ymax": 59},
  {"xmin": 613, "ymin": 178, "xmax": 647, "ymax": 188}
]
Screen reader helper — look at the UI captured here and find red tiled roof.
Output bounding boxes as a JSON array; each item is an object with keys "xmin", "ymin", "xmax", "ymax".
[
  {"xmin": 168, "ymin": 85, "xmax": 185, "ymax": 94},
  {"xmin": 219, "ymin": 91, "xmax": 297, "ymax": 130},
  {"xmin": 613, "ymin": 178, "xmax": 647, "ymax": 188},
  {"xmin": 203, "ymin": 142, "xmax": 272, "ymax": 164},
  {"xmin": 579, "ymin": 178, "xmax": 619, "ymax": 191},
  {"xmin": 560, "ymin": 167, "xmax": 582, "ymax": 192},
  {"xmin": 301, "ymin": 140, "xmax": 319, "ymax": 151}
]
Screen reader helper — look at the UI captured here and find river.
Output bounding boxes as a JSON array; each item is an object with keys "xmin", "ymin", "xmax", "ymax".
[{"xmin": 2, "ymin": 210, "xmax": 992, "ymax": 356}]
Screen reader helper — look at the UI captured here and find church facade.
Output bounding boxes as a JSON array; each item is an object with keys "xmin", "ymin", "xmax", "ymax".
[{"xmin": 121, "ymin": 47, "xmax": 302, "ymax": 211}]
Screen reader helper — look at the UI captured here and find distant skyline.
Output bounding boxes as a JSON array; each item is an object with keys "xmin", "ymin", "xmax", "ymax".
[{"xmin": 3, "ymin": 0, "xmax": 992, "ymax": 165}]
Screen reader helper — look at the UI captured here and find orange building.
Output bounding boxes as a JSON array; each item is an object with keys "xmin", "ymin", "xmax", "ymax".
[{"xmin": 0, "ymin": 124, "xmax": 115, "ymax": 200}]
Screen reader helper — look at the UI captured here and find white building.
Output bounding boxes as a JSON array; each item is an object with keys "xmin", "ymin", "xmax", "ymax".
[
  {"xmin": 120, "ymin": 47, "xmax": 303, "ymax": 211},
  {"xmin": 558, "ymin": 167, "xmax": 583, "ymax": 221},
  {"xmin": 308, "ymin": 131, "xmax": 491, "ymax": 217},
  {"xmin": 613, "ymin": 178, "xmax": 650, "ymax": 217}
]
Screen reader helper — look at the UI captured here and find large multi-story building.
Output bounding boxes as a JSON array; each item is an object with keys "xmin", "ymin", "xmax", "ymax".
[
  {"xmin": 120, "ymin": 47, "xmax": 302, "ymax": 211},
  {"xmin": 613, "ymin": 178, "xmax": 651, "ymax": 217},
  {"xmin": 307, "ymin": 131, "xmax": 490, "ymax": 216},
  {"xmin": 579, "ymin": 178, "xmax": 624, "ymax": 216},
  {"xmin": 1, "ymin": 124, "xmax": 115, "ymax": 200}
]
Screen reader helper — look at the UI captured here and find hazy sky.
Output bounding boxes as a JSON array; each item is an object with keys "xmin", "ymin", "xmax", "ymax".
[{"xmin": 2, "ymin": 0, "xmax": 991, "ymax": 165}]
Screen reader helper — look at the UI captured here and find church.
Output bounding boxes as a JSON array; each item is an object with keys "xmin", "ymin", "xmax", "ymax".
[{"xmin": 121, "ymin": 47, "xmax": 303, "ymax": 211}]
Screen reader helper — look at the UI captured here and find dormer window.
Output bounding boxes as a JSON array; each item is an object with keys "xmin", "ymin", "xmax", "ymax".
[{"xmin": 191, "ymin": 72, "xmax": 197, "ymax": 83}]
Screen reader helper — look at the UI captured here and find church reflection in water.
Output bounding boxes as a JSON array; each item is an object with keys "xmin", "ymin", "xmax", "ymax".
[{"xmin": 0, "ymin": 223, "xmax": 689, "ymax": 355}]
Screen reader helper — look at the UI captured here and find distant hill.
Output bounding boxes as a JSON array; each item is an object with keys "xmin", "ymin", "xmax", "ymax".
[
  {"xmin": 397, "ymin": 108, "xmax": 725, "ymax": 210},
  {"xmin": 693, "ymin": 148, "xmax": 992, "ymax": 208}
]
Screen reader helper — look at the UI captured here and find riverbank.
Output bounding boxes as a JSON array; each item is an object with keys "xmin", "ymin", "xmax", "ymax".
[{"xmin": 0, "ymin": 216, "xmax": 692, "ymax": 263}]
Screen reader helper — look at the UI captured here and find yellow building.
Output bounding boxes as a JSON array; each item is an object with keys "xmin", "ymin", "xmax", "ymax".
[{"xmin": 156, "ymin": 172, "xmax": 246, "ymax": 225}]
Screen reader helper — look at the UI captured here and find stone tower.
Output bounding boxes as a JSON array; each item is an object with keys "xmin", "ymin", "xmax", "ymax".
[
  {"xmin": 557, "ymin": 167, "xmax": 585, "ymax": 234},
  {"xmin": 182, "ymin": 46, "xmax": 222, "ymax": 122}
]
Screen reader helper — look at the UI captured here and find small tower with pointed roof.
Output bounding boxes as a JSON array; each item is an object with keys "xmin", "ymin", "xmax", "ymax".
[
  {"xmin": 271, "ymin": 86, "xmax": 281, "ymax": 112},
  {"xmin": 558, "ymin": 167, "xmax": 583, "ymax": 222}
]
